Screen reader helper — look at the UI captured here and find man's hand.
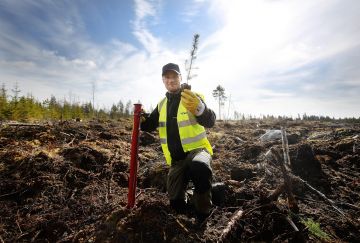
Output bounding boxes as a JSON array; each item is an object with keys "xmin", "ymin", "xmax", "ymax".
[
  {"xmin": 180, "ymin": 83, "xmax": 191, "ymax": 91},
  {"xmin": 140, "ymin": 108, "xmax": 147, "ymax": 123},
  {"xmin": 181, "ymin": 89, "xmax": 205, "ymax": 116}
]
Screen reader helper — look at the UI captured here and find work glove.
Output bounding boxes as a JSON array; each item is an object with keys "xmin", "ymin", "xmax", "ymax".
[{"xmin": 181, "ymin": 89, "xmax": 205, "ymax": 116}]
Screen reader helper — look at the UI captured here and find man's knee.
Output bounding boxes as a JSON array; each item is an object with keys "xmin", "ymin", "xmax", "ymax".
[
  {"xmin": 189, "ymin": 161, "xmax": 213, "ymax": 194},
  {"xmin": 191, "ymin": 149, "xmax": 212, "ymax": 168}
]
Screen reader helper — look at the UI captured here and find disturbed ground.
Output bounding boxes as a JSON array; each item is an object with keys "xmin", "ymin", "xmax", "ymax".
[{"xmin": 0, "ymin": 118, "xmax": 359, "ymax": 242}]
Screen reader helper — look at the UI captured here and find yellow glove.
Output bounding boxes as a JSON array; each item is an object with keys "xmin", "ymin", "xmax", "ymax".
[{"xmin": 181, "ymin": 89, "xmax": 205, "ymax": 116}]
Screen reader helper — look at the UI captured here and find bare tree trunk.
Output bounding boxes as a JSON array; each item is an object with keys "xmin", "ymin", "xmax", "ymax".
[
  {"xmin": 92, "ymin": 81, "xmax": 95, "ymax": 118},
  {"xmin": 218, "ymin": 97, "xmax": 221, "ymax": 120}
]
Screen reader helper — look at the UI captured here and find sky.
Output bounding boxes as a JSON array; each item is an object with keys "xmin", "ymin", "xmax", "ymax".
[{"xmin": 0, "ymin": 0, "xmax": 359, "ymax": 118}]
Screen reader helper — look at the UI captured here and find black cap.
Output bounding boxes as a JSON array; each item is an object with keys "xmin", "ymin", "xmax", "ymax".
[{"xmin": 162, "ymin": 63, "xmax": 181, "ymax": 76}]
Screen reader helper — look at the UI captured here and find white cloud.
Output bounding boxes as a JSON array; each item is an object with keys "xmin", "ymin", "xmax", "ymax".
[
  {"xmin": 0, "ymin": 0, "xmax": 359, "ymax": 118},
  {"xmin": 180, "ymin": 0, "xmax": 207, "ymax": 22},
  {"xmin": 132, "ymin": 0, "xmax": 163, "ymax": 54},
  {"xmin": 193, "ymin": 0, "xmax": 360, "ymax": 118},
  {"xmin": 0, "ymin": 0, "xmax": 188, "ymax": 112}
]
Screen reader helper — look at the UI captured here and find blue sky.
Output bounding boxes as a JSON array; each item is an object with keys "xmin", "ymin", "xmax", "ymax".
[{"xmin": 0, "ymin": 0, "xmax": 359, "ymax": 118}]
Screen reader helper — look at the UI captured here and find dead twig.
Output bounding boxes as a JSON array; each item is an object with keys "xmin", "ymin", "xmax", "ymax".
[
  {"xmin": 31, "ymin": 230, "xmax": 42, "ymax": 242},
  {"xmin": 135, "ymin": 190, "xmax": 143, "ymax": 199},
  {"xmin": 72, "ymin": 229, "xmax": 84, "ymax": 242},
  {"xmin": 285, "ymin": 216, "xmax": 299, "ymax": 232},
  {"xmin": 0, "ymin": 190, "xmax": 22, "ymax": 199},
  {"xmin": 16, "ymin": 232, "xmax": 30, "ymax": 241},
  {"xmin": 218, "ymin": 209, "xmax": 244, "ymax": 242},
  {"xmin": 269, "ymin": 147, "xmax": 299, "ymax": 213},
  {"xmin": 67, "ymin": 137, "xmax": 76, "ymax": 146},
  {"xmin": 165, "ymin": 212, "xmax": 189, "ymax": 233},
  {"xmin": 295, "ymin": 176, "xmax": 359, "ymax": 228},
  {"xmin": 161, "ymin": 210, "xmax": 202, "ymax": 241},
  {"xmin": 336, "ymin": 202, "xmax": 360, "ymax": 211},
  {"xmin": 16, "ymin": 220, "xmax": 22, "ymax": 234},
  {"xmin": 60, "ymin": 131, "xmax": 72, "ymax": 137},
  {"xmin": 280, "ymin": 126, "xmax": 291, "ymax": 168},
  {"xmin": 3, "ymin": 123, "xmax": 45, "ymax": 127}
]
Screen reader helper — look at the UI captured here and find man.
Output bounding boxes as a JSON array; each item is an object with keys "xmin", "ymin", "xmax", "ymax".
[{"xmin": 140, "ymin": 63, "xmax": 216, "ymax": 219}]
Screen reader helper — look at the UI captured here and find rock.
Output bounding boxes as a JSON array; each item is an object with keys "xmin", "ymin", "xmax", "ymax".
[
  {"xmin": 258, "ymin": 128, "xmax": 300, "ymax": 144},
  {"xmin": 259, "ymin": 130, "xmax": 281, "ymax": 142}
]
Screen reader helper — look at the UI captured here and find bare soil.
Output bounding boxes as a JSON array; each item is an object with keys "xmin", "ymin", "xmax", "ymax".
[{"xmin": 0, "ymin": 119, "xmax": 359, "ymax": 242}]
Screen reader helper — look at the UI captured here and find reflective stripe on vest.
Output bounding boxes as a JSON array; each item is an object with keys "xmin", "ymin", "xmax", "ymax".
[
  {"xmin": 157, "ymin": 95, "xmax": 213, "ymax": 165},
  {"xmin": 181, "ymin": 131, "xmax": 207, "ymax": 144}
]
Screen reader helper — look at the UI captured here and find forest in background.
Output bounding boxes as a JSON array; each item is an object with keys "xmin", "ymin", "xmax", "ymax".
[
  {"xmin": 1, "ymin": 83, "xmax": 359, "ymax": 123},
  {"xmin": 0, "ymin": 83, "xmax": 134, "ymax": 122}
]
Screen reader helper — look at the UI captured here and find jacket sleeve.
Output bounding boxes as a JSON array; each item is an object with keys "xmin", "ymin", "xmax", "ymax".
[
  {"xmin": 195, "ymin": 96, "xmax": 216, "ymax": 128},
  {"xmin": 140, "ymin": 106, "xmax": 159, "ymax": 132}
]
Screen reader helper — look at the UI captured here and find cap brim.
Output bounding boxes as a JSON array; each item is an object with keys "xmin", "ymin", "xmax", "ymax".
[{"xmin": 162, "ymin": 69, "xmax": 180, "ymax": 75}]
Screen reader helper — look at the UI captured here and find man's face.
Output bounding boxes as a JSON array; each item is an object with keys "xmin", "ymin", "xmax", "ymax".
[{"xmin": 162, "ymin": 70, "xmax": 181, "ymax": 93}]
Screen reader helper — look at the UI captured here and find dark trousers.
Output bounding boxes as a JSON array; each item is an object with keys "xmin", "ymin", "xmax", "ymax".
[{"xmin": 167, "ymin": 148, "xmax": 213, "ymax": 214}]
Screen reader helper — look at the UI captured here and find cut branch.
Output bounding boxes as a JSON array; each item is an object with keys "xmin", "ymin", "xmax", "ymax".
[
  {"xmin": 269, "ymin": 147, "xmax": 299, "ymax": 213},
  {"xmin": 285, "ymin": 216, "xmax": 299, "ymax": 232},
  {"xmin": 2, "ymin": 123, "xmax": 45, "ymax": 127},
  {"xmin": 281, "ymin": 126, "xmax": 291, "ymax": 168},
  {"xmin": 218, "ymin": 209, "xmax": 244, "ymax": 242}
]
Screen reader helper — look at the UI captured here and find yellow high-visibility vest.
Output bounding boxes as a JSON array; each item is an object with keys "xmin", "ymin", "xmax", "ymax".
[{"xmin": 157, "ymin": 93, "xmax": 213, "ymax": 165}]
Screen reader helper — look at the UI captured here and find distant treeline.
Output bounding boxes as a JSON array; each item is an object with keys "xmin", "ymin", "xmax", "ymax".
[
  {"xmin": 0, "ymin": 83, "xmax": 133, "ymax": 122},
  {"xmin": 1, "ymin": 83, "xmax": 359, "ymax": 123},
  {"xmin": 233, "ymin": 112, "xmax": 360, "ymax": 123}
]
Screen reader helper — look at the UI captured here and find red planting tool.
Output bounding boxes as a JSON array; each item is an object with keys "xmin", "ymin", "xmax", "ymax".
[{"xmin": 127, "ymin": 103, "xmax": 142, "ymax": 208}]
